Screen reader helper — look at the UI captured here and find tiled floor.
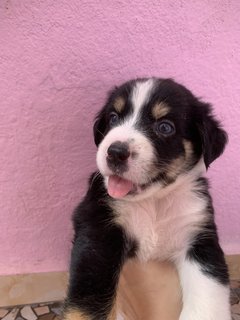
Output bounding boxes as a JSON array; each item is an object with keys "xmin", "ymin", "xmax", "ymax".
[
  {"xmin": 0, "ymin": 302, "xmax": 62, "ymax": 320},
  {"xmin": 0, "ymin": 281, "xmax": 240, "ymax": 320}
]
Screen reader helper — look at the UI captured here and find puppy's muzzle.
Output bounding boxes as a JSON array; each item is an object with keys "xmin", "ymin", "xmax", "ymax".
[{"xmin": 107, "ymin": 141, "xmax": 130, "ymax": 172}]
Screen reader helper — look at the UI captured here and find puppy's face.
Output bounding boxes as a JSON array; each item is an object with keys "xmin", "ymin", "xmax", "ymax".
[{"xmin": 94, "ymin": 78, "xmax": 227, "ymax": 200}]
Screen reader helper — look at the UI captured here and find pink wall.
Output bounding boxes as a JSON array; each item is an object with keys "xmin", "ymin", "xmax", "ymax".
[{"xmin": 0, "ymin": 0, "xmax": 240, "ymax": 275}]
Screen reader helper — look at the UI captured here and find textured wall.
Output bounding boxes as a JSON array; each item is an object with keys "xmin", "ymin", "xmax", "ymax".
[{"xmin": 0, "ymin": 0, "xmax": 239, "ymax": 275}]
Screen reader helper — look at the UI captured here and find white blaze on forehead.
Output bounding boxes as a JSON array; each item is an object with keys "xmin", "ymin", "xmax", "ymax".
[{"xmin": 131, "ymin": 78, "xmax": 155, "ymax": 121}]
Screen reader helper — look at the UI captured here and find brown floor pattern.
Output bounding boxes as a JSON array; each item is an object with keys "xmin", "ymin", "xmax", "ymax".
[{"xmin": 0, "ymin": 281, "xmax": 240, "ymax": 320}]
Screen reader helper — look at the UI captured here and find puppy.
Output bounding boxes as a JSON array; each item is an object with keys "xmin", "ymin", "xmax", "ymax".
[{"xmin": 64, "ymin": 78, "xmax": 231, "ymax": 320}]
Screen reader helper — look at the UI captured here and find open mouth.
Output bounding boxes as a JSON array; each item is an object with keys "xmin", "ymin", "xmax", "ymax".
[
  {"xmin": 107, "ymin": 175, "xmax": 139, "ymax": 199},
  {"xmin": 106, "ymin": 172, "xmax": 165, "ymax": 199}
]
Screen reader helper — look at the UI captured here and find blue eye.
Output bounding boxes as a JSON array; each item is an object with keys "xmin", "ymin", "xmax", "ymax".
[
  {"xmin": 109, "ymin": 112, "xmax": 119, "ymax": 126},
  {"xmin": 156, "ymin": 121, "xmax": 175, "ymax": 136}
]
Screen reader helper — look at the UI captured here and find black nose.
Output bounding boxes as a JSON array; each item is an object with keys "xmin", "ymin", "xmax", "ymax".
[{"xmin": 107, "ymin": 141, "xmax": 130, "ymax": 163}]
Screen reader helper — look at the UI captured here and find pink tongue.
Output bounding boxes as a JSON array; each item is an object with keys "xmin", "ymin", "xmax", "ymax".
[{"xmin": 108, "ymin": 175, "xmax": 134, "ymax": 199}]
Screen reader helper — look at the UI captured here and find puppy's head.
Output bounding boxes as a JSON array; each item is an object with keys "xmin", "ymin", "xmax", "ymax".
[{"xmin": 94, "ymin": 78, "xmax": 227, "ymax": 200}]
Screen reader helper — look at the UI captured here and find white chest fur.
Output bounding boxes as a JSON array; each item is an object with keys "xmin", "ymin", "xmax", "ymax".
[{"xmin": 114, "ymin": 177, "xmax": 207, "ymax": 262}]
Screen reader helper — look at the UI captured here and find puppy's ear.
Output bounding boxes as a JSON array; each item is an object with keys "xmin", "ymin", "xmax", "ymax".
[
  {"xmin": 93, "ymin": 111, "xmax": 106, "ymax": 146},
  {"xmin": 196, "ymin": 102, "xmax": 228, "ymax": 168}
]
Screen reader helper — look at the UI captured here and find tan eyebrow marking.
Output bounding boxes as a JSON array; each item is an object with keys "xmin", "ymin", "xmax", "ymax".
[
  {"xmin": 113, "ymin": 96, "xmax": 125, "ymax": 113},
  {"xmin": 152, "ymin": 102, "xmax": 170, "ymax": 119}
]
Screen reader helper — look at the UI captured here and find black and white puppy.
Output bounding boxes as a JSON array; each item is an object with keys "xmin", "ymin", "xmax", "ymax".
[{"xmin": 64, "ymin": 78, "xmax": 231, "ymax": 320}]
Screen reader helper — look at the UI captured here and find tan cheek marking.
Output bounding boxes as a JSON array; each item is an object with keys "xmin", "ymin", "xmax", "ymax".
[
  {"xmin": 63, "ymin": 309, "xmax": 89, "ymax": 320},
  {"xmin": 183, "ymin": 139, "xmax": 193, "ymax": 162},
  {"xmin": 166, "ymin": 140, "xmax": 193, "ymax": 179},
  {"xmin": 166, "ymin": 156, "xmax": 185, "ymax": 179},
  {"xmin": 113, "ymin": 97, "xmax": 125, "ymax": 113},
  {"xmin": 152, "ymin": 102, "xmax": 170, "ymax": 119}
]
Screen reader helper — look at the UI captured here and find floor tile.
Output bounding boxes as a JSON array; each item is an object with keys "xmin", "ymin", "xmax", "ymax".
[
  {"xmin": 235, "ymin": 288, "xmax": 240, "ymax": 299},
  {"xmin": 33, "ymin": 307, "xmax": 49, "ymax": 317},
  {"xmin": 38, "ymin": 313, "xmax": 55, "ymax": 320},
  {"xmin": 0, "ymin": 310, "xmax": 9, "ymax": 318},
  {"xmin": 232, "ymin": 303, "xmax": 240, "ymax": 315},
  {"xmin": 50, "ymin": 307, "xmax": 61, "ymax": 316},
  {"xmin": 231, "ymin": 281, "xmax": 240, "ymax": 289},
  {"xmin": 231, "ymin": 290, "xmax": 240, "ymax": 305},
  {"xmin": 21, "ymin": 306, "xmax": 37, "ymax": 320},
  {"xmin": 2, "ymin": 309, "xmax": 19, "ymax": 320}
]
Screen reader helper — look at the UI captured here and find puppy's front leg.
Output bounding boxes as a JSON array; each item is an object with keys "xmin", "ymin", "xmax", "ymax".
[
  {"xmin": 177, "ymin": 238, "xmax": 231, "ymax": 320},
  {"xmin": 63, "ymin": 224, "xmax": 126, "ymax": 320}
]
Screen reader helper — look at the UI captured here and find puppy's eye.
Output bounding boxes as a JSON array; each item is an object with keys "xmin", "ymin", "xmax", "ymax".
[
  {"xmin": 155, "ymin": 121, "xmax": 175, "ymax": 136},
  {"xmin": 109, "ymin": 112, "xmax": 119, "ymax": 126}
]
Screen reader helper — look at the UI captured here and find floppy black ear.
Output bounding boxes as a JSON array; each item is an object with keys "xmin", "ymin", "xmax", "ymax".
[
  {"xmin": 93, "ymin": 111, "xmax": 106, "ymax": 146},
  {"xmin": 196, "ymin": 103, "xmax": 228, "ymax": 168}
]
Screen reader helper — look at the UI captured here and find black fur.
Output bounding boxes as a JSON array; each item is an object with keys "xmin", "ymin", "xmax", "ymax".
[
  {"xmin": 195, "ymin": 104, "xmax": 228, "ymax": 168},
  {"xmin": 188, "ymin": 177, "xmax": 229, "ymax": 285}
]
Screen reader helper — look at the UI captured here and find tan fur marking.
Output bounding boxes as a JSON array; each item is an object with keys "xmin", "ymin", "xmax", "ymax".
[
  {"xmin": 113, "ymin": 96, "xmax": 125, "ymax": 113},
  {"xmin": 107, "ymin": 303, "xmax": 117, "ymax": 320},
  {"xmin": 152, "ymin": 102, "xmax": 170, "ymax": 119},
  {"xmin": 63, "ymin": 305, "xmax": 117, "ymax": 320},
  {"xmin": 63, "ymin": 309, "xmax": 89, "ymax": 320},
  {"xmin": 166, "ymin": 140, "xmax": 193, "ymax": 179},
  {"xmin": 166, "ymin": 156, "xmax": 185, "ymax": 179},
  {"xmin": 183, "ymin": 139, "xmax": 193, "ymax": 162}
]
